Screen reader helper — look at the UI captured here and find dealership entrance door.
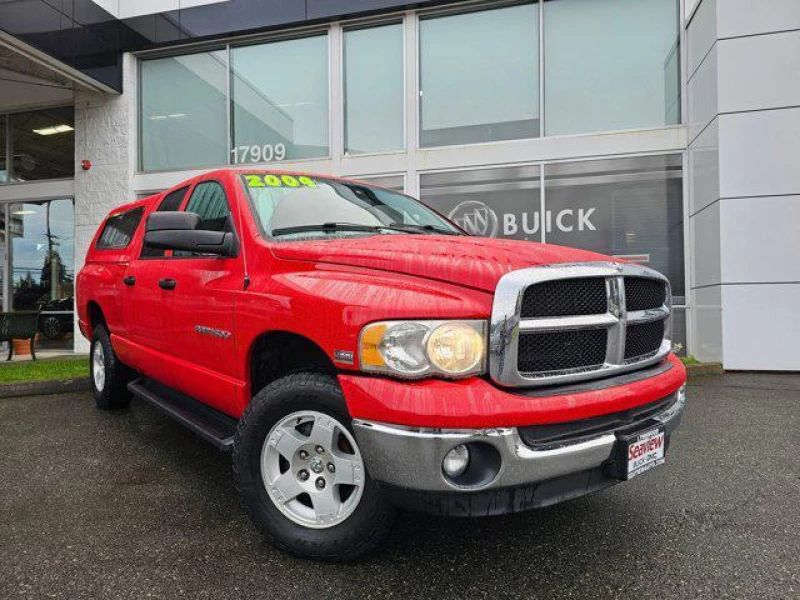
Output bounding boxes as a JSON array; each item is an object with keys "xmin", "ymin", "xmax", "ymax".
[{"xmin": 2, "ymin": 198, "xmax": 75, "ymax": 354}]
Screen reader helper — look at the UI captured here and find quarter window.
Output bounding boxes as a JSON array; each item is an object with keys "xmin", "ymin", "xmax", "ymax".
[
  {"xmin": 97, "ymin": 208, "xmax": 144, "ymax": 249},
  {"xmin": 158, "ymin": 186, "xmax": 190, "ymax": 212},
  {"xmin": 141, "ymin": 186, "xmax": 191, "ymax": 258}
]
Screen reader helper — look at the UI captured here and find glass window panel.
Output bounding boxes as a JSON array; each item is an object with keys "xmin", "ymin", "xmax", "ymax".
[
  {"xmin": 9, "ymin": 107, "xmax": 75, "ymax": 181},
  {"xmin": 420, "ymin": 166, "xmax": 542, "ymax": 240},
  {"xmin": 9, "ymin": 199, "xmax": 75, "ymax": 350},
  {"xmin": 419, "ymin": 3, "xmax": 540, "ymax": 147},
  {"xmin": 183, "ymin": 181, "xmax": 231, "ymax": 232},
  {"xmin": 543, "ymin": 155, "xmax": 685, "ymax": 299},
  {"xmin": 97, "ymin": 208, "xmax": 143, "ymax": 249},
  {"xmin": 0, "ymin": 207, "xmax": 5, "ymax": 309},
  {"xmin": 544, "ymin": 0, "xmax": 680, "ymax": 135},
  {"xmin": 242, "ymin": 175, "xmax": 457, "ymax": 238},
  {"xmin": 141, "ymin": 186, "xmax": 192, "ymax": 258},
  {"xmin": 671, "ymin": 307, "xmax": 687, "ymax": 356},
  {"xmin": 173, "ymin": 181, "xmax": 232, "ymax": 258},
  {"xmin": 159, "ymin": 186, "xmax": 190, "ymax": 212},
  {"xmin": 231, "ymin": 35, "xmax": 329, "ymax": 164},
  {"xmin": 344, "ymin": 23, "xmax": 404, "ymax": 155},
  {"xmin": 420, "ymin": 159, "xmax": 686, "ymax": 351},
  {"xmin": 0, "ymin": 116, "xmax": 6, "ymax": 183},
  {"xmin": 354, "ymin": 174, "xmax": 405, "ymax": 192},
  {"xmin": 140, "ymin": 50, "xmax": 228, "ymax": 171}
]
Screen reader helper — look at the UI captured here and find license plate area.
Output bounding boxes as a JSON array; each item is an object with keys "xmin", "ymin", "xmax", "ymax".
[{"xmin": 608, "ymin": 426, "xmax": 666, "ymax": 480}]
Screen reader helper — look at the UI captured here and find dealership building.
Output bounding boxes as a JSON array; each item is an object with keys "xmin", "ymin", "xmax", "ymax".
[{"xmin": 0, "ymin": 0, "xmax": 798, "ymax": 369}]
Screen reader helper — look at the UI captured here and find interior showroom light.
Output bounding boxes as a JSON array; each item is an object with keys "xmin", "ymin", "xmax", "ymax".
[{"xmin": 33, "ymin": 124, "xmax": 74, "ymax": 136}]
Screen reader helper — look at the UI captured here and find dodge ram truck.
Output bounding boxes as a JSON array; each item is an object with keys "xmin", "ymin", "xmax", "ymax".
[{"xmin": 76, "ymin": 168, "xmax": 687, "ymax": 561}]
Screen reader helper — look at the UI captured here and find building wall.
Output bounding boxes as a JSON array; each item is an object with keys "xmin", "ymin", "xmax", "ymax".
[
  {"xmin": 686, "ymin": 0, "xmax": 722, "ymax": 363},
  {"xmin": 717, "ymin": 2, "xmax": 800, "ymax": 371},
  {"xmin": 687, "ymin": 0, "xmax": 800, "ymax": 370},
  {"xmin": 5, "ymin": 0, "xmax": 798, "ymax": 368},
  {"xmin": 72, "ymin": 53, "xmax": 137, "ymax": 353},
  {"xmin": 74, "ymin": 1, "xmax": 690, "ymax": 356}
]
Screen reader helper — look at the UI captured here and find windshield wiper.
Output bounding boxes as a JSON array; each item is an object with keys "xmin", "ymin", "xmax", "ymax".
[
  {"xmin": 387, "ymin": 223, "xmax": 465, "ymax": 236},
  {"xmin": 271, "ymin": 222, "xmax": 389, "ymax": 237},
  {"xmin": 271, "ymin": 221, "xmax": 464, "ymax": 238}
]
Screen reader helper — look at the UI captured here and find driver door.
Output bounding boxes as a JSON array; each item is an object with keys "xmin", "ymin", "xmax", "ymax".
[{"xmin": 158, "ymin": 179, "xmax": 243, "ymax": 416}]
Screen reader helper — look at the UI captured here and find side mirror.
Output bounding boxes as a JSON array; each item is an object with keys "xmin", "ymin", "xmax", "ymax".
[{"xmin": 143, "ymin": 211, "xmax": 236, "ymax": 257}]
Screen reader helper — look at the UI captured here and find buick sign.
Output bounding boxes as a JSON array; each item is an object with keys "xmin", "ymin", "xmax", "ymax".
[
  {"xmin": 448, "ymin": 200, "xmax": 596, "ymax": 238},
  {"xmin": 448, "ymin": 201, "xmax": 499, "ymax": 237}
]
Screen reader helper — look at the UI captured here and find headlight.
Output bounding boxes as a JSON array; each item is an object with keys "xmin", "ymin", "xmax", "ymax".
[{"xmin": 359, "ymin": 320, "xmax": 487, "ymax": 379}]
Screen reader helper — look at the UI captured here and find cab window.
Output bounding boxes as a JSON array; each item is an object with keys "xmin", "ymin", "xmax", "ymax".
[
  {"xmin": 158, "ymin": 185, "xmax": 189, "ymax": 212},
  {"xmin": 141, "ymin": 185, "xmax": 190, "ymax": 258},
  {"xmin": 174, "ymin": 181, "xmax": 234, "ymax": 257},
  {"xmin": 184, "ymin": 181, "xmax": 232, "ymax": 232}
]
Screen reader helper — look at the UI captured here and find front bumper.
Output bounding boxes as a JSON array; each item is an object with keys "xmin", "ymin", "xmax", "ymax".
[{"xmin": 352, "ymin": 385, "xmax": 686, "ymax": 515}]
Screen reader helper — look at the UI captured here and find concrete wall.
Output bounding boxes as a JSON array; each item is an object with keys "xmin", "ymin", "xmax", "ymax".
[
  {"xmin": 72, "ymin": 53, "xmax": 136, "ymax": 353},
  {"xmin": 687, "ymin": 0, "xmax": 800, "ymax": 369}
]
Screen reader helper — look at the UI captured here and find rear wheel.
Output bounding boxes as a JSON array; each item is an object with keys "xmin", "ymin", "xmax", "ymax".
[
  {"xmin": 90, "ymin": 324, "xmax": 133, "ymax": 409},
  {"xmin": 233, "ymin": 372, "xmax": 397, "ymax": 561}
]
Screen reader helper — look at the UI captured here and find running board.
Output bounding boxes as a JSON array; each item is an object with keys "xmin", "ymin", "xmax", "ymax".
[{"xmin": 128, "ymin": 378, "xmax": 237, "ymax": 452}]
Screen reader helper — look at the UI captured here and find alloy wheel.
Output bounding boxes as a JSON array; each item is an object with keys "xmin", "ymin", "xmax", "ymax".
[{"xmin": 261, "ymin": 411, "xmax": 365, "ymax": 529}]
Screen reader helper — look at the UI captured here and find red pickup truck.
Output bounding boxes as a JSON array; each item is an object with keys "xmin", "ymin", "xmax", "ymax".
[{"xmin": 76, "ymin": 169, "xmax": 686, "ymax": 560}]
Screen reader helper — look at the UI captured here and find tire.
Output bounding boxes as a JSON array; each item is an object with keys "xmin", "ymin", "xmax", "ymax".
[
  {"xmin": 40, "ymin": 316, "xmax": 61, "ymax": 340},
  {"xmin": 233, "ymin": 372, "xmax": 397, "ymax": 561},
  {"xmin": 90, "ymin": 324, "xmax": 133, "ymax": 409}
]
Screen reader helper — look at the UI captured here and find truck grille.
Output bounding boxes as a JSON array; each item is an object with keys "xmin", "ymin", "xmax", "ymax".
[
  {"xmin": 490, "ymin": 263, "xmax": 671, "ymax": 387},
  {"xmin": 624, "ymin": 320, "xmax": 665, "ymax": 361},
  {"xmin": 520, "ymin": 278, "xmax": 607, "ymax": 318},
  {"xmin": 517, "ymin": 329, "xmax": 607, "ymax": 373},
  {"xmin": 625, "ymin": 277, "xmax": 667, "ymax": 312}
]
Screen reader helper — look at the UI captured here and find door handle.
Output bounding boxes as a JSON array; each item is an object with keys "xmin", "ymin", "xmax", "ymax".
[
  {"xmin": 158, "ymin": 278, "xmax": 177, "ymax": 291},
  {"xmin": 122, "ymin": 276, "xmax": 136, "ymax": 286}
]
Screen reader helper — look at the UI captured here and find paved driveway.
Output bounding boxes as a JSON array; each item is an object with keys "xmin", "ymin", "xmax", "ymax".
[{"xmin": 1, "ymin": 373, "xmax": 798, "ymax": 599}]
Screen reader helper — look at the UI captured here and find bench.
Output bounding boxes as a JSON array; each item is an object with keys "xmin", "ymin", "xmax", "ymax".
[{"xmin": 0, "ymin": 311, "xmax": 39, "ymax": 361}]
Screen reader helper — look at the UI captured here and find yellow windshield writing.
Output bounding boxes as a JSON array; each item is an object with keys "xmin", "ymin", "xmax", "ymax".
[{"xmin": 245, "ymin": 174, "xmax": 317, "ymax": 188}]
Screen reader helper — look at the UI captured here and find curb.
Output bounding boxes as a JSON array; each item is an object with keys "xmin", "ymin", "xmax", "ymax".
[
  {"xmin": 685, "ymin": 363, "xmax": 724, "ymax": 378},
  {"xmin": 0, "ymin": 376, "xmax": 92, "ymax": 399}
]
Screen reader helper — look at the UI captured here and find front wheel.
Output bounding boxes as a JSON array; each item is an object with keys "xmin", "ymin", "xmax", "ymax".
[{"xmin": 232, "ymin": 372, "xmax": 397, "ymax": 561}]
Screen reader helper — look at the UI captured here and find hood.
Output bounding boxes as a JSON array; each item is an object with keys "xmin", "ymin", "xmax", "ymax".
[{"xmin": 270, "ymin": 234, "xmax": 615, "ymax": 292}]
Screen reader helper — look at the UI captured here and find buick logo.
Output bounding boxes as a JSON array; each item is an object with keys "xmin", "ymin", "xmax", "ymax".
[{"xmin": 448, "ymin": 201, "xmax": 499, "ymax": 237}]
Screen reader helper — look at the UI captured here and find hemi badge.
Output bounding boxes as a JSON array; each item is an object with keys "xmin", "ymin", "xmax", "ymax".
[{"xmin": 334, "ymin": 350, "xmax": 355, "ymax": 365}]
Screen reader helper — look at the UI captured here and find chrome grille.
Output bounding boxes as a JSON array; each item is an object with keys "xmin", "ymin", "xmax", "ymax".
[
  {"xmin": 520, "ymin": 277, "xmax": 607, "ymax": 318},
  {"xmin": 490, "ymin": 263, "xmax": 671, "ymax": 387},
  {"xmin": 624, "ymin": 320, "xmax": 665, "ymax": 361},
  {"xmin": 518, "ymin": 329, "xmax": 607, "ymax": 374},
  {"xmin": 624, "ymin": 277, "xmax": 667, "ymax": 312}
]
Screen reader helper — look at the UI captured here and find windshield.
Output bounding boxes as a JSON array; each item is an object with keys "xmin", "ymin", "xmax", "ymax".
[{"xmin": 240, "ymin": 173, "xmax": 462, "ymax": 241}]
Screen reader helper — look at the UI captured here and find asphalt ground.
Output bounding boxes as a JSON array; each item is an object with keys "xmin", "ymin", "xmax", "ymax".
[{"xmin": 1, "ymin": 373, "xmax": 798, "ymax": 599}]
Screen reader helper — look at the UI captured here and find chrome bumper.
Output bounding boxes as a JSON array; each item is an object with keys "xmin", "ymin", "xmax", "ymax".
[{"xmin": 352, "ymin": 386, "xmax": 686, "ymax": 493}]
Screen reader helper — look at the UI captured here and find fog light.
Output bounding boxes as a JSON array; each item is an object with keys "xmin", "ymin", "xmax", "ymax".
[{"xmin": 442, "ymin": 444, "xmax": 470, "ymax": 478}]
